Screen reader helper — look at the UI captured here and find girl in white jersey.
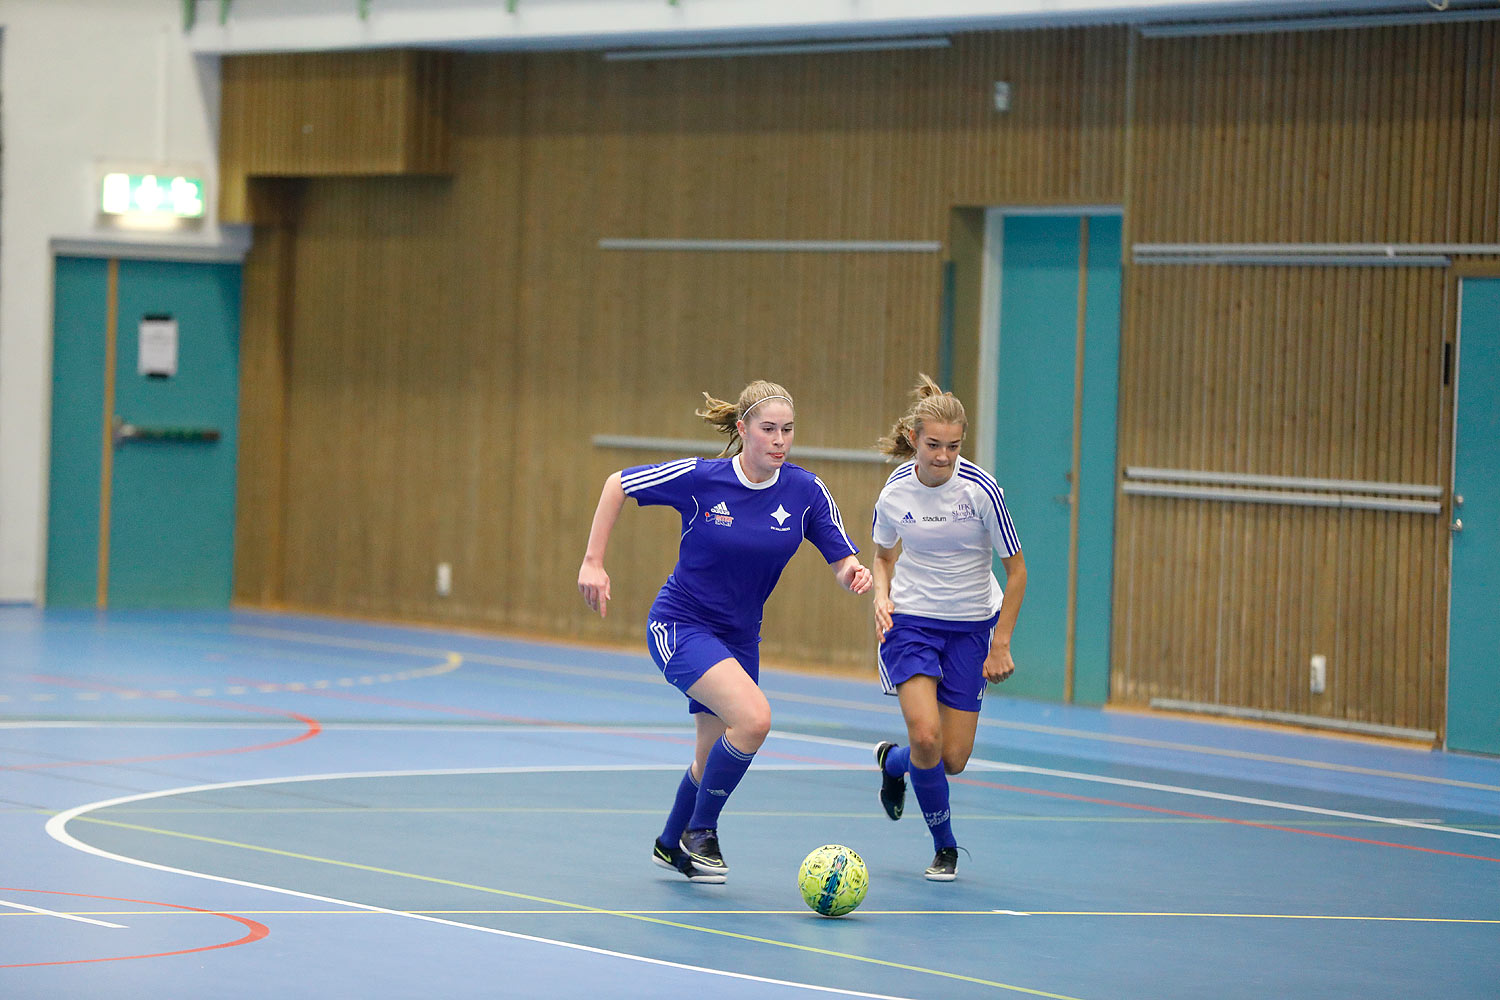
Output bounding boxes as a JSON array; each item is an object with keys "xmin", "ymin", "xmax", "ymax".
[
  {"xmin": 579, "ymin": 381, "xmax": 872, "ymax": 883},
  {"xmin": 870, "ymin": 375, "xmax": 1027, "ymax": 880}
]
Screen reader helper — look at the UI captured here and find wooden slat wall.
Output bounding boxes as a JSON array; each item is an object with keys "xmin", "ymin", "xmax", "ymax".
[
  {"xmin": 1115, "ymin": 267, "xmax": 1451, "ymax": 729},
  {"xmin": 228, "ymin": 32, "xmax": 1129, "ymax": 670},
  {"xmin": 227, "ymin": 21, "xmax": 1494, "ymax": 718},
  {"xmin": 219, "ymin": 50, "xmax": 449, "ymax": 223},
  {"xmin": 1114, "ymin": 22, "xmax": 1500, "ymax": 734},
  {"xmin": 230, "ymin": 185, "xmax": 297, "ymax": 605}
]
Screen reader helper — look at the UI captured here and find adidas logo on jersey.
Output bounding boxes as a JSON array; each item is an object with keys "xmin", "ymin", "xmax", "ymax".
[
  {"xmin": 706, "ymin": 500, "xmax": 734, "ymax": 527},
  {"xmin": 901, "ymin": 512, "xmax": 916, "ymax": 523}
]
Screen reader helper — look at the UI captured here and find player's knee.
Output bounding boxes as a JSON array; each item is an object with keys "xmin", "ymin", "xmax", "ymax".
[
  {"xmin": 735, "ymin": 703, "xmax": 772, "ymax": 748},
  {"xmin": 942, "ymin": 751, "xmax": 971, "ymax": 776},
  {"xmin": 909, "ymin": 728, "xmax": 942, "ymax": 762}
]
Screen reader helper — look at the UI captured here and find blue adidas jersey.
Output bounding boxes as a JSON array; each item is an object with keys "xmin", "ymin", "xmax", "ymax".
[{"xmin": 621, "ymin": 456, "xmax": 859, "ymax": 637}]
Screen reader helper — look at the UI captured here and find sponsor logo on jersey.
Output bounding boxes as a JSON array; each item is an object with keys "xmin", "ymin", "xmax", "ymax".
[
  {"xmin": 706, "ymin": 501, "xmax": 734, "ymax": 527},
  {"xmin": 770, "ymin": 503, "xmax": 792, "ymax": 531},
  {"xmin": 921, "ymin": 515, "xmax": 947, "ymax": 522},
  {"xmin": 901, "ymin": 512, "xmax": 916, "ymax": 523}
]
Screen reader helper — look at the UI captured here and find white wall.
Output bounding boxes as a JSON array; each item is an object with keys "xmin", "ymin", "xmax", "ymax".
[{"xmin": 0, "ymin": 0, "xmax": 231, "ymax": 602}]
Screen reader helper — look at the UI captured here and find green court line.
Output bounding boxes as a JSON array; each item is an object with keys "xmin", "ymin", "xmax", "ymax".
[
  {"xmin": 8, "ymin": 907, "xmax": 1499, "ymax": 924},
  {"xmin": 74, "ymin": 815, "xmax": 1086, "ymax": 999}
]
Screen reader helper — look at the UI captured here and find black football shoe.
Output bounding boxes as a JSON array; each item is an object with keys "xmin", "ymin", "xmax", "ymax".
[
  {"xmin": 652, "ymin": 837, "xmax": 726, "ymax": 884},
  {"xmin": 875, "ymin": 740, "xmax": 907, "ymax": 821},
  {"xmin": 679, "ymin": 827, "xmax": 729, "ymax": 875}
]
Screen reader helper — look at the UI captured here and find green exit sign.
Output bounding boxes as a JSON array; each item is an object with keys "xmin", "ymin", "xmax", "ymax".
[{"xmin": 100, "ymin": 173, "xmax": 206, "ymax": 219}]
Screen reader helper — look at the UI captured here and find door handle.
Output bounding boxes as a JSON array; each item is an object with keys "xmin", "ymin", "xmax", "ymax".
[
  {"xmin": 1451, "ymin": 518, "xmax": 1463, "ymax": 533},
  {"xmin": 112, "ymin": 415, "xmax": 137, "ymax": 448},
  {"xmin": 112, "ymin": 415, "xmax": 220, "ymax": 447}
]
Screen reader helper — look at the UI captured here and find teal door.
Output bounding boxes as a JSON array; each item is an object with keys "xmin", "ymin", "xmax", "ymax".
[
  {"xmin": 991, "ymin": 214, "xmax": 1121, "ymax": 704},
  {"xmin": 1448, "ymin": 277, "xmax": 1500, "ymax": 755},
  {"xmin": 46, "ymin": 256, "xmax": 242, "ymax": 608}
]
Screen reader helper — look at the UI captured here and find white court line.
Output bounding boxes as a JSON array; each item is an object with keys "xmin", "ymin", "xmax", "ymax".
[
  {"xmin": 21, "ymin": 722, "xmax": 1500, "ymax": 842},
  {"xmin": 37, "ymin": 752, "xmax": 1500, "ymax": 995},
  {"xmin": 44, "ymin": 773, "xmax": 918, "ymax": 1000},
  {"xmin": 783, "ymin": 731, "xmax": 1500, "ymax": 844},
  {"xmin": 0, "ymin": 897, "xmax": 126, "ymax": 929}
]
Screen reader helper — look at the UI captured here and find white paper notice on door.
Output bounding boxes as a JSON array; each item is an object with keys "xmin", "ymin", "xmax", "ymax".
[{"xmin": 138, "ymin": 316, "xmax": 178, "ymax": 377}]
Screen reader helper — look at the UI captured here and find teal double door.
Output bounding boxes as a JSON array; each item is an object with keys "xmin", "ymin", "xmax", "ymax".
[
  {"xmin": 47, "ymin": 255, "xmax": 242, "ymax": 608},
  {"xmin": 987, "ymin": 213, "xmax": 1122, "ymax": 705}
]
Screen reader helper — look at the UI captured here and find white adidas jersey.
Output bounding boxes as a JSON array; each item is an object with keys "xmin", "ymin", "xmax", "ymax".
[{"xmin": 871, "ymin": 456, "xmax": 1021, "ymax": 623}]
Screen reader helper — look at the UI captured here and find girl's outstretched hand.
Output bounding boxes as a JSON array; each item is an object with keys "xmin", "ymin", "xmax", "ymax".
[{"xmin": 577, "ymin": 560, "xmax": 611, "ymax": 618}]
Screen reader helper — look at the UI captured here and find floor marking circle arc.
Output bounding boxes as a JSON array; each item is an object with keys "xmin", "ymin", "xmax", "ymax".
[
  {"xmin": 0, "ymin": 888, "xmax": 267, "ymax": 969},
  {"xmin": 45, "ymin": 768, "xmax": 1082, "ymax": 1000}
]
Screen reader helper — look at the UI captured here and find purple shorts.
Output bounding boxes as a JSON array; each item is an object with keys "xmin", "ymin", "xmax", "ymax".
[
  {"xmin": 647, "ymin": 619, "xmax": 761, "ymax": 715},
  {"xmin": 877, "ymin": 613, "xmax": 999, "ymax": 713}
]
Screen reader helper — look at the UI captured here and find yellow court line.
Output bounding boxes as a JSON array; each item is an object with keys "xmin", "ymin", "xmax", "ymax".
[
  {"xmin": 7, "ymin": 907, "xmax": 1499, "ymax": 924},
  {"xmin": 74, "ymin": 815, "xmax": 1085, "ymax": 1000}
]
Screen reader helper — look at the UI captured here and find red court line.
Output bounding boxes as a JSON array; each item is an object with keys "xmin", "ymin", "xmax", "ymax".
[
  {"xmin": 0, "ymin": 888, "xmax": 267, "ymax": 968},
  {"xmin": 274, "ymin": 685, "xmax": 807, "ymax": 756},
  {"xmin": 953, "ymin": 775, "xmax": 1500, "ymax": 864},
  {"xmin": 2, "ymin": 675, "xmax": 322, "ymax": 771}
]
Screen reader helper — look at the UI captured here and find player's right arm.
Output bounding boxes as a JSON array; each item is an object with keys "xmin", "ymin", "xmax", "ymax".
[{"xmin": 578, "ymin": 471, "xmax": 625, "ymax": 618}]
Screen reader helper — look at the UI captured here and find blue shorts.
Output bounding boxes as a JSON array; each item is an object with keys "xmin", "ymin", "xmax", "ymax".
[
  {"xmin": 877, "ymin": 613, "xmax": 999, "ymax": 713},
  {"xmin": 647, "ymin": 619, "xmax": 761, "ymax": 716}
]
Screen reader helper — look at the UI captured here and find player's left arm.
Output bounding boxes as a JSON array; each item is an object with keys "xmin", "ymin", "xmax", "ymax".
[
  {"xmin": 806, "ymin": 474, "xmax": 871, "ymax": 594},
  {"xmin": 984, "ymin": 550, "xmax": 1026, "ymax": 683}
]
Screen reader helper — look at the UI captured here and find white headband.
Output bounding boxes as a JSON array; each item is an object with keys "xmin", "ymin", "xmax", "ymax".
[{"xmin": 740, "ymin": 394, "xmax": 793, "ymax": 421}]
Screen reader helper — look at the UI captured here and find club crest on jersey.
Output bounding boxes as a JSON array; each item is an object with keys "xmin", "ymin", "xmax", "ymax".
[
  {"xmin": 952, "ymin": 501, "xmax": 978, "ymax": 522},
  {"xmin": 770, "ymin": 504, "xmax": 792, "ymax": 531},
  {"xmin": 706, "ymin": 501, "xmax": 734, "ymax": 527}
]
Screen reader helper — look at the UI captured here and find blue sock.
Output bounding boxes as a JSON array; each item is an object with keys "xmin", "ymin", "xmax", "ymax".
[
  {"xmin": 909, "ymin": 759, "xmax": 957, "ymax": 850},
  {"xmin": 660, "ymin": 767, "xmax": 699, "ymax": 846},
  {"xmin": 687, "ymin": 735, "xmax": 755, "ymax": 831},
  {"xmin": 883, "ymin": 743, "xmax": 912, "ymax": 777}
]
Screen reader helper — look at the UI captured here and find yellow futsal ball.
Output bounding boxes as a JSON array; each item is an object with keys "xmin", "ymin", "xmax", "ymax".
[{"xmin": 798, "ymin": 844, "xmax": 869, "ymax": 917}]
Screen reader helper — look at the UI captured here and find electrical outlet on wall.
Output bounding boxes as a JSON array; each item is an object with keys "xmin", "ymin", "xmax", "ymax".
[
  {"xmin": 1310, "ymin": 654, "xmax": 1327, "ymax": 694},
  {"xmin": 436, "ymin": 562, "xmax": 452, "ymax": 597}
]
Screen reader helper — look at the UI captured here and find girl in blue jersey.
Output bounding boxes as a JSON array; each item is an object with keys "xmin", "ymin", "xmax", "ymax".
[
  {"xmin": 578, "ymin": 381, "xmax": 872, "ymax": 883},
  {"xmin": 870, "ymin": 375, "xmax": 1027, "ymax": 881}
]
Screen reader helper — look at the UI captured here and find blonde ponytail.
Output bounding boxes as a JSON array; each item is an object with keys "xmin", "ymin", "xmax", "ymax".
[{"xmin": 877, "ymin": 373, "xmax": 967, "ymax": 460}]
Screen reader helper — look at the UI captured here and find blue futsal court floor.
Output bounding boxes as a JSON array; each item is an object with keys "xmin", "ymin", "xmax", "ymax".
[{"xmin": 2, "ymin": 607, "xmax": 1498, "ymax": 999}]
